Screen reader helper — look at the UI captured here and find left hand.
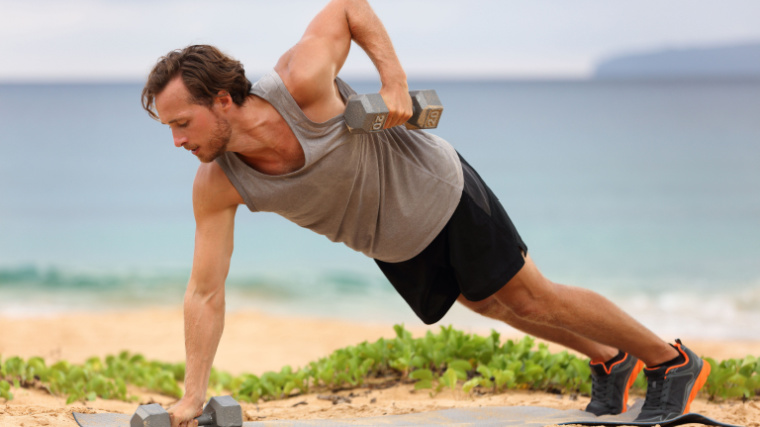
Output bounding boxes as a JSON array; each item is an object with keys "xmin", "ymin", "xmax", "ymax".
[{"xmin": 168, "ymin": 396, "xmax": 204, "ymax": 427}]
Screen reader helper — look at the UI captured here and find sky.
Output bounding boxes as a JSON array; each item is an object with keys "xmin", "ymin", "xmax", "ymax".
[{"xmin": 2, "ymin": 0, "xmax": 760, "ymax": 82}]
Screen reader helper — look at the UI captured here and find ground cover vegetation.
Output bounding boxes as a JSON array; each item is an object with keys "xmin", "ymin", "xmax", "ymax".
[{"xmin": 1, "ymin": 325, "xmax": 758, "ymax": 404}]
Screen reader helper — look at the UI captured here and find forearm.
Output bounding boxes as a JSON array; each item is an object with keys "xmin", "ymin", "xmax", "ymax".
[
  {"xmin": 182, "ymin": 281, "xmax": 225, "ymax": 405},
  {"xmin": 343, "ymin": 0, "xmax": 407, "ymax": 89}
]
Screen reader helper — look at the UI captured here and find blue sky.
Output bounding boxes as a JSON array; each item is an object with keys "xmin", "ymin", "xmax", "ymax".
[{"xmin": 2, "ymin": 0, "xmax": 760, "ymax": 82}]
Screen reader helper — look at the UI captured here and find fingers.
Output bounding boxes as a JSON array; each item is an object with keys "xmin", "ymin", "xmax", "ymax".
[
  {"xmin": 379, "ymin": 89, "xmax": 413, "ymax": 129},
  {"xmin": 170, "ymin": 414, "xmax": 199, "ymax": 427},
  {"xmin": 168, "ymin": 401, "xmax": 203, "ymax": 427},
  {"xmin": 385, "ymin": 101, "xmax": 413, "ymax": 129}
]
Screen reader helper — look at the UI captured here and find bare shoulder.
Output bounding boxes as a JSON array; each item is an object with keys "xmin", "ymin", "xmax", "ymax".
[
  {"xmin": 192, "ymin": 161, "xmax": 243, "ymax": 216},
  {"xmin": 274, "ymin": 0, "xmax": 352, "ymax": 111}
]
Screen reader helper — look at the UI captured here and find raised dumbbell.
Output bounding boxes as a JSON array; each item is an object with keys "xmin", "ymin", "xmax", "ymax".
[
  {"xmin": 344, "ymin": 89, "xmax": 443, "ymax": 134},
  {"xmin": 130, "ymin": 395, "xmax": 242, "ymax": 427}
]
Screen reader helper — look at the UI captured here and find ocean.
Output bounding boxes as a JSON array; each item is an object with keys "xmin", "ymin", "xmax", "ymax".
[{"xmin": 1, "ymin": 78, "xmax": 758, "ymax": 340}]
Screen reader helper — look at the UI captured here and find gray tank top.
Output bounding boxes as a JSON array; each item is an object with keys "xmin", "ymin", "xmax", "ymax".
[{"xmin": 215, "ymin": 71, "xmax": 463, "ymax": 263}]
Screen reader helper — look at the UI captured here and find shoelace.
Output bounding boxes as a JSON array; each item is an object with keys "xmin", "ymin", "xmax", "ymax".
[
  {"xmin": 641, "ymin": 375, "xmax": 673, "ymax": 413},
  {"xmin": 591, "ymin": 372, "xmax": 616, "ymax": 410}
]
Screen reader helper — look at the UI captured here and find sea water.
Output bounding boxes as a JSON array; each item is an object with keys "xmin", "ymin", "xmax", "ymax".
[{"xmin": 1, "ymin": 78, "xmax": 758, "ymax": 340}]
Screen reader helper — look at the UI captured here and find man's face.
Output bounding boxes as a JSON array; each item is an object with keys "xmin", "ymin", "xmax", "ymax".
[{"xmin": 154, "ymin": 77, "xmax": 231, "ymax": 163}]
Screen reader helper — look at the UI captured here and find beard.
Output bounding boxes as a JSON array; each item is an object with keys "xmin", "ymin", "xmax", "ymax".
[{"xmin": 197, "ymin": 116, "xmax": 232, "ymax": 163}]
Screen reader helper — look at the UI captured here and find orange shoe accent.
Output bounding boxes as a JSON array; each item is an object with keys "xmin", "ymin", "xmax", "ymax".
[
  {"xmin": 590, "ymin": 352, "xmax": 633, "ymax": 376},
  {"xmin": 684, "ymin": 359, "xmax": 711, "ymax": 414},
  {"xmin": 664, "ymin": 341, "xmax": 690, "ymax": 375},
  {"xmin": 621, "ymin": 359, "xmax": 645, "ymax": 413},
  {"xmin": 659, "ymin": 340, "xmax": 711, "ymax": 415}
]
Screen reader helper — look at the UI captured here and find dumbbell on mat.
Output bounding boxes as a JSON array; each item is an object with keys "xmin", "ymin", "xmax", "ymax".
[
  {"xmin": 130, "ymin": 395, "xmax": 242, "ymax": 427},
  {"xmin": 344, "ymin": 89, "xmax": 443, "ymax": 134}
]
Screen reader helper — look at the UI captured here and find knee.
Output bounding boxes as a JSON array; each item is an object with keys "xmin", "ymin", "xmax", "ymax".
[{"xmin": 497, "ymin": 279, "xmax": 562, "ymax": 323}]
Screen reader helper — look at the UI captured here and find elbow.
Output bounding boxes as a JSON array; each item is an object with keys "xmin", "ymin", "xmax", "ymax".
[
  {"xmin": 343, "ymin": 0, "xmax": 372, "ymax": 36},
  {"xmin": 184, "ymin": 281, "xmax": 225, "ymax": 311}
]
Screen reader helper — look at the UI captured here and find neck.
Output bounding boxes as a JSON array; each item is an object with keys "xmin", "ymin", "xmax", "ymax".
[{"xmin": 226, "ymin": 96, "xmax": 305, "ymax": 175}]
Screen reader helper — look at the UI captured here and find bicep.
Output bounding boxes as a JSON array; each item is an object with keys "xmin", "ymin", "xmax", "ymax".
[
  {"xmin": 189, "ymin": 163, "xmax": 241, "ymax": 291},
  {"xmin": 191, "ymin": 205, "xmax": 236, "ymax": 287}
]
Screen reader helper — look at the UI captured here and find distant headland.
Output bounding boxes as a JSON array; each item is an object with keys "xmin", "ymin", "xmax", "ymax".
[{"xmin": 594, "ymin": 41, "xmax": 760, "ymax": 80}]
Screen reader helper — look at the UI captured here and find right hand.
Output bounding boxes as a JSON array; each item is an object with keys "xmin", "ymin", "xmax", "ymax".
[
  {"xmin": 379, "ymin": 83, "xmax": 413, "ymax": 129},
  {"xmin": 168, "ymin": 397, "xmax": 204, "ymax": 427}
]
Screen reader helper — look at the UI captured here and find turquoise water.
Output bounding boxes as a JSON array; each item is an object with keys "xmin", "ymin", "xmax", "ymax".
[{"xmin": 1, "ymin": 78, "xmax": 758, "ymax": 339}]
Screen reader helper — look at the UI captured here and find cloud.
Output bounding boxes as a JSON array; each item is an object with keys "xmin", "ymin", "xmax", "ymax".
[{"xmin": 2, "ymin": 0, "xmax": 760, "ymax": 81}]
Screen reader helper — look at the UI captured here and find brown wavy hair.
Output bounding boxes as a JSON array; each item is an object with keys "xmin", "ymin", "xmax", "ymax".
[{"xmin": 141, "ymin": 45, "xmax": 252, "ymax": 120}]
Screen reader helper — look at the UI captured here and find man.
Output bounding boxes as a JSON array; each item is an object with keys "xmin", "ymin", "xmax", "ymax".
[{"xmin": 141, "ymin": 1, "xmax": 710, "ymax": 426}]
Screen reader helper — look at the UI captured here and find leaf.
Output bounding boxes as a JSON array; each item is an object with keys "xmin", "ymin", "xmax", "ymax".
[
  {"xmin": 493, "ymin": 369, "xmax": 515, "ymax": 390},
  {"xmin": 448, "ymin": 359, "xmax": 472, "ymax": 373},
  {"xmin": 463, "ymin": 378, "xmax": 482, "ymax": 393},
  {"xmin": 393, "ymin": 324, "xmax": 411, "ymax": 340},
  {"xmin": 441, "ymin": 368, "xmax": 458, "ymax": 390},
  {"xmin": 66, "ymin": 393, "xmax": 81, "ymax": 405},
  {"xmin": 408, "ymin": 368, "xmax": 433, "ymax": 381},
  {"xmin": 476, "ymin": 364, "xmax": 493, "ymax": 379},
  {"xmin": 282, "ymin": 381, "xmax": 295, "ymax": 397},
  {"xmin": 0, "ymin": 380, "xmax": 12, "ymax": 402}
]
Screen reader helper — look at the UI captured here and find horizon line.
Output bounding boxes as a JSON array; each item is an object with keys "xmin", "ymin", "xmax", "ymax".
[{"xmin": 3, "ymin": 74, "xmax": 759, "ymax": 85}]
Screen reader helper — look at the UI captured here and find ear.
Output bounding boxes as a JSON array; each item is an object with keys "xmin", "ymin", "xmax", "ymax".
[{"xmin": 214, "ymin": 90, "xmax": 233, "ymax": 111}]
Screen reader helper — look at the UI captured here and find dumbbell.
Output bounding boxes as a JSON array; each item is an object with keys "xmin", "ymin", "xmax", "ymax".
[
  {"xmin": 130, "ymin": 395, "xmax": 242, "ymax": 427},
  {"xmin": 344, "ymin": 89, "xmax": 443, "ymax": 134}
]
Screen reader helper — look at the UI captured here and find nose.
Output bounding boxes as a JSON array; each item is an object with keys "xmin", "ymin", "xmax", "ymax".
[{"xmin": 172, "ymin": 130, "xmax": 188, "ymax": 148}]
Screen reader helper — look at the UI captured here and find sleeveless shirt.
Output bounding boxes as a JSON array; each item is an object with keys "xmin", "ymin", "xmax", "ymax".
[{"xmin": 215, "ymin": 71, "xmax": 463, "ymax": 263}]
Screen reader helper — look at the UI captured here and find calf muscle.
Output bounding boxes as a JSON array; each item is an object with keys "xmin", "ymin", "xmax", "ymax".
[{"xmin": 481, "ymin": 256, "xmax": 678, "ymax": 367}]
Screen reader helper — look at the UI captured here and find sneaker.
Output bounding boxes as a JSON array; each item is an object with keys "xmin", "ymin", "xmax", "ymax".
[
  {"xmin": 585, "ymin": 352, "xmax": 645, "ymax": 415},
  {"xmin": 634, "ymin": 339, "xmax": 712, "ymax": 422}
]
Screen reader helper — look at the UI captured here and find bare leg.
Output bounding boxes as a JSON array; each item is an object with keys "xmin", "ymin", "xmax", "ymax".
[
  {"xmin": 462, "ymin": 254, "xmax": 678, "ymax": 367},
  {"xmin": 458, "ymin": 294, "xmax": 619, "ymax": 362}
]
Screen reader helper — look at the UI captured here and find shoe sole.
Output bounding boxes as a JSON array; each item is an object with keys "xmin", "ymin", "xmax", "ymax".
[{"xmin": 622, "ymin": 359, "xmax": 645, "ymax": 413}]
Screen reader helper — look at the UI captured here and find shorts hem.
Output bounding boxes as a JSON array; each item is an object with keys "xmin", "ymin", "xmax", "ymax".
[{"xmin": 459, "ymin": 256, "xmax": 526, "ymax": 302}]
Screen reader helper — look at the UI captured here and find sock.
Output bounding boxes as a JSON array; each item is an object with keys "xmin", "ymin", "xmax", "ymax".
[
  {"xmin": 648, "ymin": 346, "xmax": 686, "ymax": 369},
  {"xmin": 603, "ymin": 350, "xmax": 626, "ymax": 369}
]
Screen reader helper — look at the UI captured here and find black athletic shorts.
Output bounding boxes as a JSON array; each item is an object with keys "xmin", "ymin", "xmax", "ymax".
[{"xmin": 375, "ymin": 155, "xmax": 528, "ymax": 324}]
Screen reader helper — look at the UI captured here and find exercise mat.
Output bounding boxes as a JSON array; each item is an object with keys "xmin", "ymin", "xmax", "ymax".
[{"xmin": 74, "ymin": 400, "xmax": 741, "ymax": 427}]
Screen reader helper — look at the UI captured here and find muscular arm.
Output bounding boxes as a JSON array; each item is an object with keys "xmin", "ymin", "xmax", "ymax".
[
  {"xmin": 275, "ymin": 0, "xmax": 412, "ymax": 127},
  {"xmin": 170, "ymin": 162, "xmax": 241, "ymax": 426}
]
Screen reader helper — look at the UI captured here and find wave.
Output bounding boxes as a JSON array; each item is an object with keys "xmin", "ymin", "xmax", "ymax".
[{"xmin": 0, "ymin": 264, "xmax": 396, "ymax": 316}]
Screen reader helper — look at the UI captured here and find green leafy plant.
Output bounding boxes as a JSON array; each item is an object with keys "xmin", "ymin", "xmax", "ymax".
[
  {"xmin": 1, "ymin": 325, "xmax": 758, "ymax": 404},
  {"xmin": 0, "ymin": 379, "xmax": 12, "ymax": 401},
  {"xmin": 704, "ymin": 356, "xmax": 760, "ymax": 400}
]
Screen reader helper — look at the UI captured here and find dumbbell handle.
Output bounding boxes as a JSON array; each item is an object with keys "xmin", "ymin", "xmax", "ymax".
[
  {"xmin": 344, "ymin": 90, "xmax": 443, "ymax": 134},
  {"xmin": 195, "ymin": 413, "xmax": 213, "ymax": 425}
]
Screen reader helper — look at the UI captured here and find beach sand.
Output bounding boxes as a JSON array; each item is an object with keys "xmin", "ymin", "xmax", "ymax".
[{"xmin": 1, "ymin": 309, "xmax": 758, "ymax": 427}]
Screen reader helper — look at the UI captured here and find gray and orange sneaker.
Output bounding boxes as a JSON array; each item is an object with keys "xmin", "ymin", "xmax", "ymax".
[
  {"xmin": 634, "ymin": 339, "xmax": 712, "ymax": 422},
  {"xmin": 585, "ymin": 352, "xmax": 645, "ymax": 415}
]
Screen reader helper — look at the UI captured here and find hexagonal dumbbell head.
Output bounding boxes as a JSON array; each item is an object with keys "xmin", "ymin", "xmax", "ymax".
[
  {"xmin": 406, "ymin": 90, "xmax": 443, "ymax": 130},
  {"xmin": 201, "ymin": 395, "xmax": 243, "ymax": 427},
  {"xmin": 130, "ymin": 403, "xmax": 171, "ymax": 427},
  {"xmin": 345, "ymin": 93, "xmax": 389, "ymax": 134}
]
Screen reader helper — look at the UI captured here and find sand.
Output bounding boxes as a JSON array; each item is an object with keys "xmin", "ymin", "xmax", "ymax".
[{"xmin": 1, "ymin": 309, "xmax": 758, "ymax": 427}]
